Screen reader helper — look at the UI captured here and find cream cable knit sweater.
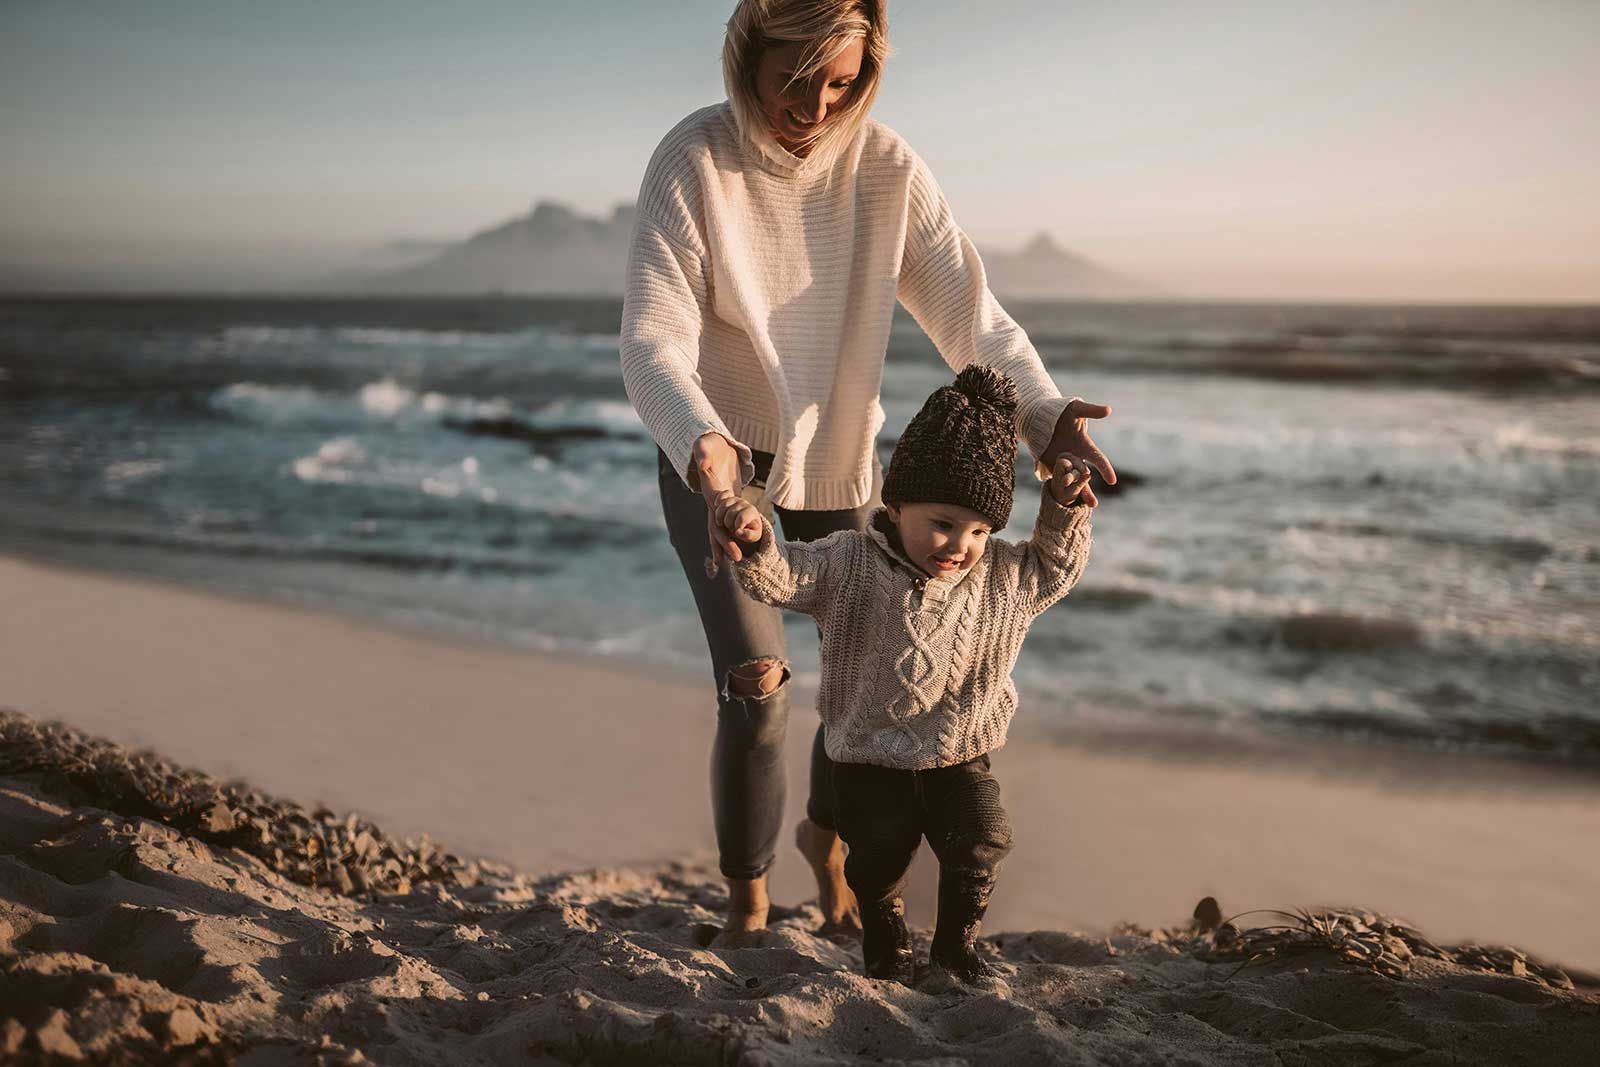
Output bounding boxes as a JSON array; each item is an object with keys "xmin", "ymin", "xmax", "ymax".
[
  {"xmin": 621, "ymin": 102, "xmax": 1075, "ymax": 511},
  {"xmin": 733, "ymin": 487, "xmax": 1092, "ymax": 770}
]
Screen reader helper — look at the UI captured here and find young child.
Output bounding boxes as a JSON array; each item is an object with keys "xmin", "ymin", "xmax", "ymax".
[{"xmin": 711, "ymin": 364, "xmax": 1095, "ymax": 986}]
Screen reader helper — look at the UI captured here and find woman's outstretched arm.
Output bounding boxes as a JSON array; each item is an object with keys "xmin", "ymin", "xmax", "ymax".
[{"xmin": 895, "ymin": 153, "xmax": 1116, "ymax": 485}]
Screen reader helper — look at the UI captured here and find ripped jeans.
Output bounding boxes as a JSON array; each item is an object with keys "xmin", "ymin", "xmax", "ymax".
[{"xmin": 657, "ymin": 446, "xmax": 873, "ymax": 880}]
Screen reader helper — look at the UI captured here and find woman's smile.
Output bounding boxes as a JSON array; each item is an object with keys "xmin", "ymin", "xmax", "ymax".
[{"xmin": 754, "ymin": 36, "xmax": 865, "ymax": 154}]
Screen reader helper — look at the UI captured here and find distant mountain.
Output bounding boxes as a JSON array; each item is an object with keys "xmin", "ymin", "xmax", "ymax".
[
  {"xmin": 981, "ymin": 232, "xmax": 1153, "ymax": 301},
  {"xmin": 348, "ymin": 202, "xmax": 637, "ymax": 296},
  {"xmin": 347, "ymin": 201, "xmax": 1144, "ymax": 299}
]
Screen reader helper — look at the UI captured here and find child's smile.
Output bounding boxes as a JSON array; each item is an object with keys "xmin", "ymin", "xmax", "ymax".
[{"xmin": 885, "ymin": 502, "xmax": 994, "ymax": 580}]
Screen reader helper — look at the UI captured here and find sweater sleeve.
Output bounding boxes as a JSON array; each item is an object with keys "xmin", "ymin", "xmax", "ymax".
[
  {"xmin": 1011, "ymin": 485, "xmax": 1093, "ymax": 616},
  {"xmin": 619, "ymin": 193, "xmax": 755, "ymax": 493},
  {"xmin": 896, "ymin": 153, "xmax": 1077, "ymax": 468},
  {"xmin": 731, "ymin": 517, "xmax": 851, "ymax": 619}
]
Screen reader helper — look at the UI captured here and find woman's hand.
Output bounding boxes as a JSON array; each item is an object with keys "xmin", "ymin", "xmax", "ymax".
[
  {"xmin": 1048, "ymin": 454, "xmax": 1098, "ymax": 508},
  {"xmin": 692, "ymin": 432, "xmax": 750, "ymax": 572},
  {"xmin": 1042, "ymin": 400, "xmax": 1116, "ymax": 488}
]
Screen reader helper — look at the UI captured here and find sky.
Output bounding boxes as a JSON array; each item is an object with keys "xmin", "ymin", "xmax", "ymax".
[{"xmin": 3, "ymin": 0, "xmax": 1597, "ymax": 302}]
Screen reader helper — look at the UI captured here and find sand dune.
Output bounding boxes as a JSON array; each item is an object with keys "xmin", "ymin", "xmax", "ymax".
[{"xmin": 2, "ymin": 747, "xmax": 1596, "ymax": 1065}]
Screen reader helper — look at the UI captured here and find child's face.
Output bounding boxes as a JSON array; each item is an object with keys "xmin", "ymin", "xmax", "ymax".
[{"xmin": 886, "ymin": 502, "xmax": 993, "ymax": 579}]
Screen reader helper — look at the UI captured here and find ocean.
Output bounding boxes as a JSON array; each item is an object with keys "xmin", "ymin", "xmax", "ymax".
[{"xmin": 2, "ymin": 296, "xmax": 1596, "ymax": 765}]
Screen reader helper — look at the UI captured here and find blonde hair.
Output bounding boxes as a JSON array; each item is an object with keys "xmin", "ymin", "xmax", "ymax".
[{"xmin": 723, "ymin": 0, "xmax": 890, "ymax": 173}]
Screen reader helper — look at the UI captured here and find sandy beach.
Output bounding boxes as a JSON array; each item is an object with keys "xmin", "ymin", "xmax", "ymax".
[{"xmin": 4, "ymin": 553, "xmax": 1600, "ymax": 1061}]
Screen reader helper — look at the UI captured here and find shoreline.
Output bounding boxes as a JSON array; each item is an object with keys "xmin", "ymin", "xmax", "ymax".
[
  {"xmin": 4, "ymin": 545, "xmax": 1596, "ymax": 787},
  {"xmin": 4, "ymin": 552, "xmax": 1600, "ymax": 973}
]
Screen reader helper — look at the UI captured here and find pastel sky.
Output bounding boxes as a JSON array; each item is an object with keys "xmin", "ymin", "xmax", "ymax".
[{"xmin": 4, "ymin": 0, "xmax": 1597, "ymax": 301}]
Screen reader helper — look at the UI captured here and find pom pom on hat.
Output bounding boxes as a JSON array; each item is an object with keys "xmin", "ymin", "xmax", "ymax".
[{"xmin": 952, "ymin": 364, "xmax": 1019, "ymax": 416}]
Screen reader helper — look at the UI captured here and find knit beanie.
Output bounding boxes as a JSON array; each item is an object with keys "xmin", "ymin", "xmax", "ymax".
[{"xmin": 881, "ymin": 364, "xmax": 1019, "ymax": 529}]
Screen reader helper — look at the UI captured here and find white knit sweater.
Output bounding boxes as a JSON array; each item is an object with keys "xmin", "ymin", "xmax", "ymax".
[
  {"xmin": 733, "ymin": 487, "xmax": 1092, "ymax": 770},
  {"xmin": 621, "ymin": 102, "xmax": 1075, "ymax": 510}
]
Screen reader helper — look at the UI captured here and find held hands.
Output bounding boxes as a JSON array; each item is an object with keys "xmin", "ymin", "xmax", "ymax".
[
  {"xmin": 713, "ymin": 489, "xmax": 764, "ymax": 548},
  {"xmin": 703, "ymin": 489, "xmax": 764, "ymax": 577},
  {"xmin": 692, "ymin": 432, "xmax": 750, "ymax": 575},
  {"xmin": 1049, "ymin": 453, "xmax": 1098, "ymax": 508},
  {"xmin": 1041, "ymin": 399, "xmax": 1116, "ymax": 490}
]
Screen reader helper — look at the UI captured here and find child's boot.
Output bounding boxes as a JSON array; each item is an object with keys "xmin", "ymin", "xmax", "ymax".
[
  {"xmin": 859, "ymin": 896, "xmax": 915, "ymax": 983},
  {"xmin": 929, "ymin": 872, "xmax": 1000, "ymax": 986}
]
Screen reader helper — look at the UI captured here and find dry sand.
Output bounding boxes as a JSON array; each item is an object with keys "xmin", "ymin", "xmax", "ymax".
[
  {"xmin": 1, "ymin": 758, "xmax": 1596, "ymax": 1064},
  {"xmin": 3, "ymin": 554, "xmax": 1600, "ymax": 1062}
]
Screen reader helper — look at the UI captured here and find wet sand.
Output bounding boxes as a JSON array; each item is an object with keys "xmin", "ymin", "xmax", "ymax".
[{"xmin": 3, "ymin": 551, "xmax": 1598, "ymax": 978}]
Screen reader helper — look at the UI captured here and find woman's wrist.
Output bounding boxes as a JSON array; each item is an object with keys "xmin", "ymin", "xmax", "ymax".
[{"xmin": 691, "ymin": 431, "xmax": 741, "ymax": 498}]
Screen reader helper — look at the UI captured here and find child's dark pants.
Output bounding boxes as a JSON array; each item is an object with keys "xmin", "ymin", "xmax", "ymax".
[{"xmin": 832, "ymin": 753, "xmax": 1014, "ymax": 906}]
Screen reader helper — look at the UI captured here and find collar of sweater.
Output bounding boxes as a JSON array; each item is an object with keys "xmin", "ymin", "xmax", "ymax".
[
  {"xmin": 724, "ymin": 100, "xmax": 831, "ymax": 181},
  {"xmin": 866, "ymin": 507, "xmax": 975, "ymax": 588}
]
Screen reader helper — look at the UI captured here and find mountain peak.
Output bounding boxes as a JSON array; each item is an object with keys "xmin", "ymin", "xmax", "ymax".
[
  {"xmin": 1019, "ymin": 231, "xmax": 1089, "ymax": 266},
  {"xmin": 529, "ymin": 200, "xmax": 577, "ymax": 219},
  {"xmin": 1022, "ymin": 231, "xmax": 1059, "ymax": 255}
]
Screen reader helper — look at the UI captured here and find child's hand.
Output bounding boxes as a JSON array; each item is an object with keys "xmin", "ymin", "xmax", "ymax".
[
  {"xmin": 1049, "ymin": 454, "xmax": 1098, "ymax": 508},
  {"xmin": 712, "ymin": 489, "xmax": 764, "ymax": 551}
]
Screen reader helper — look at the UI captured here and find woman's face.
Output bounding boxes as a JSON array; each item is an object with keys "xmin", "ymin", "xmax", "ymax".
[{"xmin": 753, "ymin": 37, "xmax": 865, "ymax": 155}]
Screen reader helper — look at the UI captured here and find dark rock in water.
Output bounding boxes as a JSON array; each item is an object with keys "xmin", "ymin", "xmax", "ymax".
[
  {"xmin": 1279, "ymin": 612, "xmax": 1423, "ymax": 652},
  {"xmin": 1084, "ymin": 468, "xmax": 1142, "ymax": 497},
  {"xmin": 1071, "ymin": 586, "xmax": 1154, "ymax": 611},
  {"xmin": 444, "ymin": 416, "xmax": 627, "ymax": 456},
  {"xmin": 1489, "ymin": 536, "xmax": 1553, "ymax": 563},
  {"xmin": 1414, "ymin": 681, "xmax": 1477, "ymax": 710}
]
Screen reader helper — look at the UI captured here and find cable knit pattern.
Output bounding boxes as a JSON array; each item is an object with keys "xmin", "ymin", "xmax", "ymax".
[
  {"xmin": 733, "ymin": 487, "xmax": 1092, "ymax": 770},
  {"xmin": 621, "ymin": 102, "xmax": 1077, "ymax": 510}
]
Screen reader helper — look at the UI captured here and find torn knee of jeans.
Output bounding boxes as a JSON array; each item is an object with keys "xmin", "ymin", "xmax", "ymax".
[{"xmin": 722, "ymin": 658, "xmax": 790, "ymax": 703}]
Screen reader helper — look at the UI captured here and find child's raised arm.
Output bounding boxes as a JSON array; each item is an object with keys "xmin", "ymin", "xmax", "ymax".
[
  {"xmin": 1014, "ymin": 454, "xmax": 1095, "ymax": 615},
  {"xmin": 712, "ymin": 490, "xmax": 847, "ymax": 619}
]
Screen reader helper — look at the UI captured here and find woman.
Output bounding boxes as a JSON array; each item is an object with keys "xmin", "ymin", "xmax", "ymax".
[{"xmin": 621, "ymin": 0, "xmax": 1115, "ymax": 939}]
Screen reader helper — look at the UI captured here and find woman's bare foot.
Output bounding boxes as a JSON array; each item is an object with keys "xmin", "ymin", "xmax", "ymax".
[
  {"xmin": 795, "ymin": 819, "xmax": 862, "ymax": 936},
  {"xmin": 725, "ymin": 875, "xmax": 770, "ymax": 935}
]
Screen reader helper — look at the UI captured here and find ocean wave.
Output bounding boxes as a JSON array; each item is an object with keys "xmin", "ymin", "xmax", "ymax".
[
  {"xmin": 211, "ymin": 379, "xmax": 640, "ymax": 442},
  {"xmin": 288, "ymin": 437, "xmax": 507, "ymax": 507},
  {"xmin": 212, "ymin": 378, "xmax": 516, "ymax": 426},
  {"xmin": 221, "ymin": 324, "xmax": 537, "ymax": 351},
  {"xmin": 1493, "ymin": 424, "xmax": 1600, "ymax": 459},
  {"xmin": 217, "ymin": 323, "xmax": 617, "ymax": 355},
  {"xmin": 291, "ymin": 436, "xmax": 369, "ymax": 485},
  {"xmin": 102, "ymin": 459, "xmax": 169, "ymax": 485}
]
